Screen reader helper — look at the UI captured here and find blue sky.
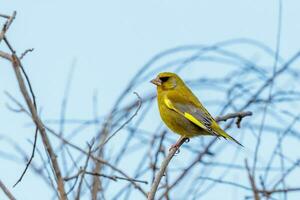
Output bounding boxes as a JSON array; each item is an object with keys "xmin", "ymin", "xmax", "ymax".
[{"xmin": 1, "ymin": 0, "xmax": 300, "ymax": 199}]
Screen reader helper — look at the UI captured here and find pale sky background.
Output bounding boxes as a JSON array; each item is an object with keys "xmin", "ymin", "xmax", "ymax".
[{"xmin": 1, "ymin": 0, "xmax": 300, "ymax": 199}]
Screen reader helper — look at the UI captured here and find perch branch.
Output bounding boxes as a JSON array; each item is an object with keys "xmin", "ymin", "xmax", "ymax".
[{"xmin": 147, "ymin": 111, "xmax": 252, "ymax": 200}]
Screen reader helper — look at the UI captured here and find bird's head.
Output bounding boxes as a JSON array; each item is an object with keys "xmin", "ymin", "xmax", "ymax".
[{"xmin": 150, "ymin": 72, "xmax": 183, "ymax": 90}]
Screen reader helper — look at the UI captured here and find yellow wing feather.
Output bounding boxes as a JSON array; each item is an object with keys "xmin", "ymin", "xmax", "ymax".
[
  {"xmin": 164, "ymin": 95, "xmax": 243, "ymax": 146},
  {"xmin": 184, "ymin": 112, "xmax": 208, "ymax": 130},
  {"xmin": 164, "ymin": 97, "xmax": 208, "ymax": 131}
]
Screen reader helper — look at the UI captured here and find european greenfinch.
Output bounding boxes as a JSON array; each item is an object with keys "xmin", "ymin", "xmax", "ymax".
[{"xmin": 151, "ymin": 72, "xmax": 242, "ymax": 148}]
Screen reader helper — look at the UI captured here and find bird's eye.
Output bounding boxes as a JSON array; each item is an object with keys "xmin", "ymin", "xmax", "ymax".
[{"xmin": 159, "ymin": 77, "xmax": 169, "ymax": 82}]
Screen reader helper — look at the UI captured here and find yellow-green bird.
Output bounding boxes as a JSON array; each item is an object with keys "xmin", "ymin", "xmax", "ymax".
[{"xmin": 151, "ymin": 72, "xmax": 242, "ymax": 148}]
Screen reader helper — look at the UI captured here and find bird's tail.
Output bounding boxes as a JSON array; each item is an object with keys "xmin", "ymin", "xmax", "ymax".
[{"xmin": 212, "ymin": 122, "xmax": 243, "ymax": 147}]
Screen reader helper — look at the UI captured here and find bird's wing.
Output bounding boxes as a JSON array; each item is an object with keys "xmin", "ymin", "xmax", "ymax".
[
  {"xmin": 164, "ymin": 94, "xmax": 214, "ymax": 133},
  {"xmin": 164, "ymin": 93, "xmax": 243, "ymax": 146}
]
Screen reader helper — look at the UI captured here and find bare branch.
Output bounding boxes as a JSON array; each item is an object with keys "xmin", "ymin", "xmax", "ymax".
[
  {"xmin": 20, "ymin": 48, "xmax": 34, "ymax": 60},
  {"xmin": 0, "ymin": 50, "xmax": 12, "ymax": 61},
  {"xmin": 0, "ymin": 179, "xmax": 16, "ymax": 200},
  {"xmin": 6, "ymin": 48, "xmax": 67, "ymax": 199},
  {"xmin": 245, "ymin": 159, "xmax": 260, "ymax": 200},
  {"xmin": 215, "ymin": 111, "xmax": 253, "ymax": 128},
  {"xmin": 0, "ymin": 11, "xmax": 16, "ymax": 44},
  {"xmin": 100, "ymin": 92, "xmax": 142, "ymax": 147},
  {"xmin": 148, "ymin": 111, "xmax": 252, "ymax": 200}
]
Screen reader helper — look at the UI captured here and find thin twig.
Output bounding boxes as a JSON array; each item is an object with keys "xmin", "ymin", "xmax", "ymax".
[
  {"xmin": 0, "ymin": 179, "xmax": 16, "ymax": 200},
  {"xmin": 0, "ymin": 13, "xmax": 11, "ymax": 19},
  {"xmin": 75, "ymin": 141, "xmax": 93, "ymax": 200},
  {"xmin": 215, "ymin": 111, "xmax": 252, "ymax": 128},
  {"xmin": 0, "ymin": 50, "xmax": 12, "ymax": 61},
  {"xmin": 20, "ymin": 48, "xmax": 34, "ymax": 60},
  {"xmin": 13, "ymin": 127, "xmax": 38, "ymax": 187},
  {"xmin": 0, "ymin": 11, "xmax": 16, "ymax": 44},
  {"xmin": 96, "ymin": 92, "xmax": 142, "ymax": 149},
  {"xmin": 245, "ymin": 159, "xmax": 260, "ymax": 200}
]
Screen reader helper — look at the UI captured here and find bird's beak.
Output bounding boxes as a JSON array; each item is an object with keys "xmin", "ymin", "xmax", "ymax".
[{"xmin": 150, "ymin": 77, "xmax": 162, "ymax": 86}]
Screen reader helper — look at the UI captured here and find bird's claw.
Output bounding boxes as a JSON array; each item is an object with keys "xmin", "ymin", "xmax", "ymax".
[
  {"xmin": 184, "ymin": 138, "xmax": 190, "ymax": 143},
  {"xmin": 169, "ymin": 137, "xmax": 189, "ymax": 152},
  {"xmin": 169, "ymin": 143, "xmax": 180, "ymax": 152}
]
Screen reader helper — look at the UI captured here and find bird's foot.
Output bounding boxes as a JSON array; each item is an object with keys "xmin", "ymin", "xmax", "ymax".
[
  {"xmin": 184, "ymin": 138, "xmax": 190, "ymax": 143},
  {"xmin": 169, "ymin": 137, "xmax": 189, "ymax": 153},
  {"xmin": 169, "ymin": 143, "xmax": 181, "ymax": 152}
]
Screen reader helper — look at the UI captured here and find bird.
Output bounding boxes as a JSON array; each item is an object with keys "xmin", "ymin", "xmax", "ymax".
[{"xmin": 150, "ymin": 72, "xmax": 242, "ymax": 149}]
